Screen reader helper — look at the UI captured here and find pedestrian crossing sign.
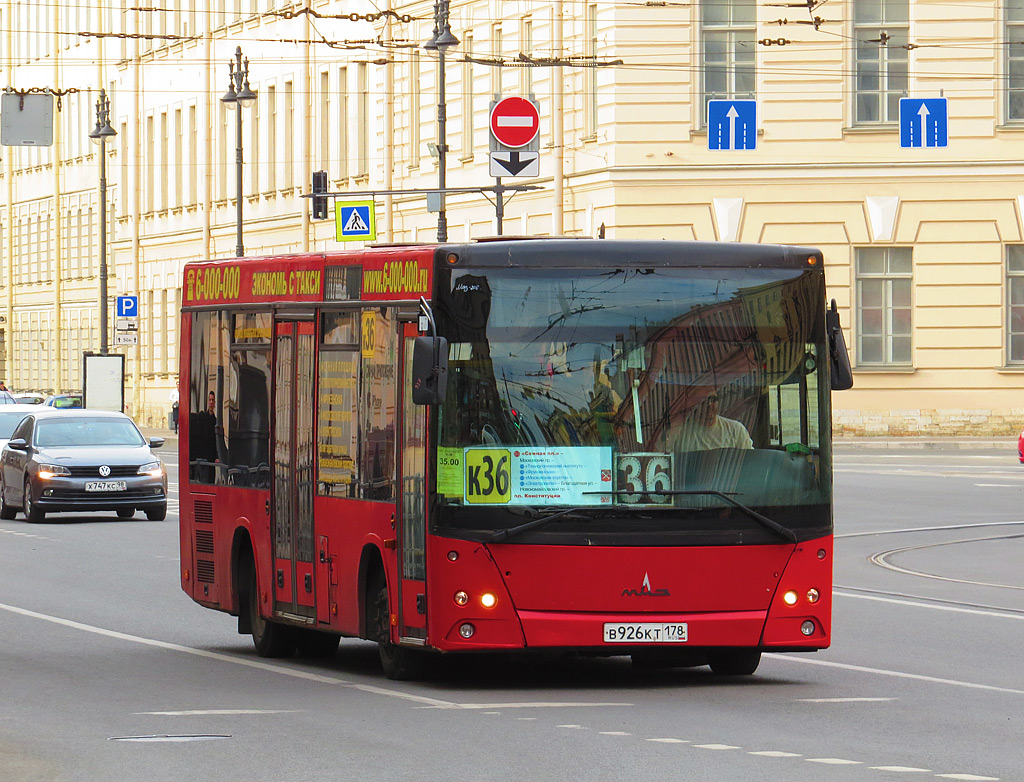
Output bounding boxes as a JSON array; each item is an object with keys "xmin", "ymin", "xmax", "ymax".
[{"xmin": 335, "ymin": 200, "xmax": 376, "ymax": 242}]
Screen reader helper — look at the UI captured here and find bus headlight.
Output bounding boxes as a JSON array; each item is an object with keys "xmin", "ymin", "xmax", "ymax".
[
  {"xmin": 801, "ymin": 620, "xmax": 816, "ymax": 636},
  {"xmin": 806, "ymin": 588, "xmax": 820, "ymax": 604},
  {"xmin": 480, "ymin": 593, "xmax": 497, "ymax": 608},
  {"xmin": 783, "ymin": 590, "xmax": 798, "ymax": 606}
]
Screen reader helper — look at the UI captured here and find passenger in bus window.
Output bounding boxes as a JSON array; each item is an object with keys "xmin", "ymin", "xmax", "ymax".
[
  {"xmin": 190, "ymin": 390, "xmax": 220, "ymax": 483},
  {"xmin": 668, "ymin": 390, "xmax": 752, "ymax": 452}
]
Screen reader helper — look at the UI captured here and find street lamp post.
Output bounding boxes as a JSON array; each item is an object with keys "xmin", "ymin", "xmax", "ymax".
[
  {"xmin": 89, "ymin": 90, "xmax": 117, "ymax": 355},
  {"xmin": 220, "ymin": 46, "xmax": 257, "ymax": 258},
  {"xmin": 424, "ymin": 0, "xmax": 459, "ymax": 243}
]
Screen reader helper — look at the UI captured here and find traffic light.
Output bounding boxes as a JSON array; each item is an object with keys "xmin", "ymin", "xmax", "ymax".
[{"xmin": 311, "ymin": 170, "xmax": 328, "ymax": 220}]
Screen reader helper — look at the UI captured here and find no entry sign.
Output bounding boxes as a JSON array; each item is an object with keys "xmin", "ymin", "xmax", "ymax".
[{"xmin": 489, "ymin": 97, "xmax": 540, "ymax": 148}]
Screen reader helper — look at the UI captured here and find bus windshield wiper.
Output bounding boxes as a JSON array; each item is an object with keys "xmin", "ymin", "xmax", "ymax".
[
  {"xmin": 596, "ymin": 490, "xmax": 798, "ymax": 543},
  {"xmin": 488, "ymin": 507, "xmax": 593, "ymax": 542}
]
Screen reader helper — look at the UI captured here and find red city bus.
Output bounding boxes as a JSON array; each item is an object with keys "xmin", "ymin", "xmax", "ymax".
[{"xmin": 178, "ymin": 238, "xmax": 853, "ymax": 679}]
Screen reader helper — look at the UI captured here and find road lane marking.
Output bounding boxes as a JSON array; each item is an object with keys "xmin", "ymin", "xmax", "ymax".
[
  {"xmin": 0, "ymin": 602, "xmax": 632, "ymax": 712},
  {"xmin": 694, "ymin": 743, "xmax": 740, "ymax": 750},
  {"xmin": 796, "ymin": 697, "xmax": 896, "ymax": 703},
  {"xmin": 646, "ymin": 738, "xmax": 688, "ymax": 743},
  {"xmin": 108, "ymin": 734, "xmax": 230, "ymax": 742},
  {"xmin": 770, "ymin": 654, "xmax": 1024, "ymax": 695},
  {"xmin": 599, "ymin": 731, "xmax": 632, "ymax": 736},
  {"xmin": 749, "ymin": 751, "xmax": 802, "ymax": 757},
  {"xmin": 451, "ymin": 702, "xmax": 631, "ymax": 709},
  {"xmin": 835, "ymin": 590, "xmax": 1024, "ymax": 618},
  {"xmin": 935, "ymin": 775, "xmax": 1000, "ymax": 781},
  {"xmin": 137, "ymin": 710, "xmax": 300, "ymax": 716},
  {"xmin": 806, "ymin": 758, "xmax": 861, "ymax": 765},
  {"xmin": 837, "ymin": 521, "xmax": 1024, "ymax": 539},
  {"xmin": 868, "ymin": 767, "xmax": 931, "ymax": 773}
]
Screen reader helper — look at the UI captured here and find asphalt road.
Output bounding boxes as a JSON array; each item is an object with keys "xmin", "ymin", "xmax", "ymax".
[{"xmin": 1, "ymin": 443, "xmax": 1021, "ymax": 781}]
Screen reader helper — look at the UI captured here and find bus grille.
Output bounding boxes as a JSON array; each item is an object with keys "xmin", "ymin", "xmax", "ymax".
[
  {"xmin": 195, "ymin": 500, "xmax": 213, "ymax": 524},
  {"xmin": 195, "ymin": 529, "xmax": 214, "ymax": 554},
  {"xmin": 196, "ymin": 559, "xmax": 215, "ymax": 583}
]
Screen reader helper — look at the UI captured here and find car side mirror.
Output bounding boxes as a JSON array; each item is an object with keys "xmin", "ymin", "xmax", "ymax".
[
  {"xmin": 411, "ymin": 336, "xmax": 449, "ymax": 405},
  {"xmin": 6, "ymin": 438, "xmax": 28, "ymax": 451},
  {"xmin": 149, "ymin": 437, "xmax": 165, "ymax": 449}
]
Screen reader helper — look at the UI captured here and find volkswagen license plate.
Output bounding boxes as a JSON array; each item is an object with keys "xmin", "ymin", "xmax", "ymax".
[
  {"xmin": 85, "ymin": 481, "xmax": 127, "ymax": 492},
  {"xmin": 603, "ymin": 622, "xmax": 687, "ymax": 643}
]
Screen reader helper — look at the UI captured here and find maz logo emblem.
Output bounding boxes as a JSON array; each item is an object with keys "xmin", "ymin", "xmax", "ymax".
[{"xmin": 621, "ymin": 572, "xmax": 670, "ymax": 597}]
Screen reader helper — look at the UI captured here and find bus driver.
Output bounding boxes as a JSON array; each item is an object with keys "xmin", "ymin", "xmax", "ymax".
[{"xmin": 669, "ymin": 390, "xmax": 753, "ymax": 452}]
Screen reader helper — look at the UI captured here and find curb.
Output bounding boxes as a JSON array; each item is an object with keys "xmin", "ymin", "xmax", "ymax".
[{"xmin": 834, "ymin": 438, "xmax": 1016, "ymax": 452}]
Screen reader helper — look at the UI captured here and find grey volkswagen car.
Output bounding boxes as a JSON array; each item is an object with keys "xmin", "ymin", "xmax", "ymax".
[{"xmin": 0, "ymin": 409, "xmax": 167, "ymax": 522}]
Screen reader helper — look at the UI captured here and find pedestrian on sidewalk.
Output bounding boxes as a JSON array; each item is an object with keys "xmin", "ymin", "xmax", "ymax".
[{"xmin": 169, "ymin": 387, "xmax": 179, "ymax": 434}]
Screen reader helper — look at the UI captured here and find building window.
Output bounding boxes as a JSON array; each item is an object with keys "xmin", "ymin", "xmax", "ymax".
[
  {"xmin": 338, "ymin": 66, "xmax": 349, "ymax": 179},
  {"xmin": 461, "ymin": 32, "xmax": 474, "ymax": 157},
  {"xmin": 1006, "ymin": 246, "xmax": 1024, "ymax": 362},
  {"xmin": 1007, "ymin": 0, "xmax": 1024, "ymax": 120},
  {"xmin": 355, "ymin": 63, "xmax": 368, "ymax": 178},
  {"xmin": 519, "ymin": 18, "xmax": 532, "ymax": 97},
  {"xmin": 853, "ymin": 0, "xmax": 908, "ymax": 124},
  {"xmin": 701, "ymin": 0, "xmax": 756, "ymax": 126},
  {"xmin": 584, "ymin": 4, "xmax": 598, "ymax": 137},
  {"xmin": 491, "ymin": 23, "xmax": 503, "ymax": 97},
  {"xmin": 410, "ymin": 51, "xmax": 421, "ymax": 166},
  {"xmin": 856, "ymin": 247, "xmax": 912, "ymax": 366}
]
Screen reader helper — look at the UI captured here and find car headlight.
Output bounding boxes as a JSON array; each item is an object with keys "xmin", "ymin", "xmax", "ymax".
[
  {"xmin": 37, "ymin": 464, "xmax": 71, "ymax": 479},
  {"xmin": 138, "ymin": 461, "xmax": 164, "ymax": 477}
]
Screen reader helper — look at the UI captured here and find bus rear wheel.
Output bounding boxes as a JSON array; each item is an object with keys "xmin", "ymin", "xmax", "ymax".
[
  {"xmin": 371, "ymin": 573, "xmax": 427, "ymax": 681},
  {"xmin": 248, "ymin": 567, "xmax": 296, "ymax": 658},
  {"xmin": 708, "ymin": 649, "xmax": 761, "ymax": 676}
]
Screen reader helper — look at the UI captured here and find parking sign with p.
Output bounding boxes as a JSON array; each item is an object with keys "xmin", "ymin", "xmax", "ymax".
[{"xmin": 116, "ymin": 295, "xmax": 139, "ymax": 318}]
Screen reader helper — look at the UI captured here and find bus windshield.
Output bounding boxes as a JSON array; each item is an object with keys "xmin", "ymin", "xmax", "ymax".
[{"xmin": 433, "ymin": 264, "xmax": 833, "ymax": 543}]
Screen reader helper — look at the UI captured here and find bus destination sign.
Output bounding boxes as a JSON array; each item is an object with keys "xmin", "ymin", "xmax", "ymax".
[{"xmin": 184, "ymin": 261, "xmax": 324, "ymax": 305}]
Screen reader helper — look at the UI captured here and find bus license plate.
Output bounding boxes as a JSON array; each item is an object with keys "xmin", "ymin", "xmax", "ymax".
[
  {"xmin": 85, "ymin": 481, "xmax": 127, "ymax": 492},
  {"xmin": 603, "ymin": 623, "xmax": 687, "ymax": 643}
]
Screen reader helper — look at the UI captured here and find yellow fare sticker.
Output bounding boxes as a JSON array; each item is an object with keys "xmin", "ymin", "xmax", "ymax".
[
  {"xmin": 464, "ymin": 448, "xmax": 511, "ymax": 504},
  {"xmin": 436, "ymin": 447, "xmax": 464, "ymax": 498}
]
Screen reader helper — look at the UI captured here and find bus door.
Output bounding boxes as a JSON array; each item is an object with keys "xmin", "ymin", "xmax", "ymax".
[
  {"xmin": 271, "ymin": 318, "xmax": 317, "ymax": 623},
  {"xmin": 397, "ymin": 323, "xmax": 428, "ymax": 641}
]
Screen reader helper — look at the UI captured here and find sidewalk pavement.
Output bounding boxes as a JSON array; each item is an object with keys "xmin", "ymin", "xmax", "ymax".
[{"xmin": 834, "ymin": 436, "xmax": 1018, "ymax": 452}]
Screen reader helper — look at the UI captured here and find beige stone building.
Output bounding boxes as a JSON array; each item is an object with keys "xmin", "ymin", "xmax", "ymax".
[{"xmin": 2, "ymin": 0, "xmax": 1023, "ymax": 435}]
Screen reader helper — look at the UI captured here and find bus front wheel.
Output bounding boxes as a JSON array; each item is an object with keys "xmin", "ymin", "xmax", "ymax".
[
  {"xmin": 708, "ymin": 649, "xmax": 761, "ymax": 676},
  {"xmin": 248, "ymin": 568, "xmax": 295, "ymax": 658},
  {"xmin": 371, "ymin": 573, "xmax": 427, "ymax": 681}
]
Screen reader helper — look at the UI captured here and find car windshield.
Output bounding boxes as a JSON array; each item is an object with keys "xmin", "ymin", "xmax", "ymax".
[
  {"xmin": 0, "ymin": 410, "xmax": 29, "ymax": 438},
  {"xmin": 35, "ymin": 418, "xmax": 145, "ymax": 448}
]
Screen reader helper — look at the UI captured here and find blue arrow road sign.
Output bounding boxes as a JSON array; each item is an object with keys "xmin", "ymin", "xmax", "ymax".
[
  {"xmin": 116, "ymin": 295, "xmax": 138, "ymax": 318},
  {"xmin": 900, "ymin": 98, "xmax": 948, "ymax": 148},
  {"xmin": 708, "ymin": 100, "xmax": 757, "ymax": 151}
]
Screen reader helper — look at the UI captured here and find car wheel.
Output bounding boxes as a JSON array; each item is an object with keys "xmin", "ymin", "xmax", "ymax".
[
  {"xmin": 144, "ymin": 504, "xmax": 166, "ymax": 521},
  {"xmin": 117, "ymin": 508, "xmax": 135, "ymax": 519},
  {"xmin": 0, "ymin": 480, "xmax": 18, "ymax": 520},
  {"xmin": 248, "ymin": 565, "xmax": 295, "ymax": 658},
  {"xmin": 708, "ymin": 649, "xmax": 761, "ymax": 676},
  {"xmin": 23, "ymin": 478, "xmax": 45, "ymax": 523}
]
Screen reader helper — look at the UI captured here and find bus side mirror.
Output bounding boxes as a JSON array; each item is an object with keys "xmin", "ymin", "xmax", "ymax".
[
  {"xmin": 411, "ymin": 336, "xmax": 449, "ymax": 405},
  {"xmin": 826, "ymin": 299, "xmax": 854, "ymax": 391}
]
